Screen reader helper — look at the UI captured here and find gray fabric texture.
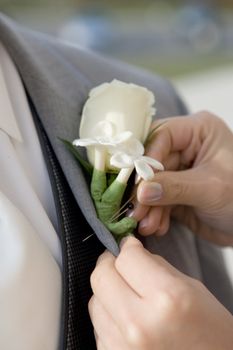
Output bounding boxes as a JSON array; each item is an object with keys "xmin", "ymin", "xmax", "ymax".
[{"xmin": 0, "ymin": 12, "xmax": 232, "ymax": 312}]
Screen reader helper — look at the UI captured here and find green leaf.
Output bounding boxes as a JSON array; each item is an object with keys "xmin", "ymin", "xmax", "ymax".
[{"xmin": 59, "ymin": 138, "xmax": 93, "ymax": 175}]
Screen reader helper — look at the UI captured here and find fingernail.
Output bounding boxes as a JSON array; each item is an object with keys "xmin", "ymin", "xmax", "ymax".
[
  {"xmin": 139, "ymin": 217, "xmax": 148, "ymax": 230},
  {"xmin": 140, "ymin": 183, "xmax": 163, "ymax": 203}
]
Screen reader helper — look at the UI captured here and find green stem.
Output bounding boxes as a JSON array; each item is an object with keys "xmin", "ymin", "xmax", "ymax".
[{"xmin": 91, "ymin": 169, "xmax": 107, "ymax": 202}]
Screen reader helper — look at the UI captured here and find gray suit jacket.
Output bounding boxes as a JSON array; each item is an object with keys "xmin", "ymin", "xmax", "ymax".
[
  {"xmin": 0, "ymin": 12, "xmax": 188, "ymax": 257},
  {"xmin": 0, "ymin": 12, "xmax": 232, "ymax": 342}
]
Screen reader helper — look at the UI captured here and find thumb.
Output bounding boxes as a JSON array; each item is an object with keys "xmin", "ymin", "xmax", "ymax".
[{"xmin": 137, "ymin": 168, "xmax": 209, "ymax": 207}]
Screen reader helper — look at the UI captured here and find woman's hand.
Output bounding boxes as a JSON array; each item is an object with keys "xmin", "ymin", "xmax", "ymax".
[
  {"xmin": 89, "ymin": 237, "xmax": 233, "ymax": 350},
  {"xmin": 133, "ymin": 111, "xmax": 233, "ymax": 246}
]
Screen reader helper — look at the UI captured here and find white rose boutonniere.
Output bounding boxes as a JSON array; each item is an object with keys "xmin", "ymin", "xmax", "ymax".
[
  {"xmin": 63, "ymin": 80, "xmax": 164, "ymax": 243},
  {"xmin": 79, "ymin": 79, "xmax": 155, "ymax": 166}
]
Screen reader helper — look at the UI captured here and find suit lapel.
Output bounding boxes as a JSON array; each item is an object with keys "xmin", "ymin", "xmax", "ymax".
[
  {"xmin": 30, "ymin": 102, "xmax": 102, "ymax": 349},
  {"xmin": 0, "ymin": 13, "xmax": 119, "ymax": 255}
]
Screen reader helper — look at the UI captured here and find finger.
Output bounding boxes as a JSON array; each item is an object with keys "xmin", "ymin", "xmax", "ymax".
[
  {"xmin": 156, "ymin": 207, "xmax": 171, "ymax": 236},
  {"xmin": 94, "ymin": 332, "xmax": 107, "ymax": 350},
  {"xmin": 138, "ymin": 206, "xmax": 163, "ymax": 236},
  {"xmin": 127, "ymin": 202, "xmax": 149, "ymax": 222},
  {"xmin": 130, "ymin": 151, "xmax": 180, "ymax": 226},
  {"xmin": 96, "ymin": 338, "xmax": 106, "ymax": 350},
  {"xmin": 146, "ymin": 115, "xmax": 203, "ymax": 165},
  {"xmin": 89, "ymin": 296, "xmax": 128, "ymax": 350},
  {"xmin": 116, "ymin": 237, "xmax": 183, "ymax": 297},
  {"xmin": 131, "ymin": 152, "xmax": 180, "ymax": 223},
  {"xmin": 90, "ymin": 251, "xmax": 140, "ymax": 329},
  {"xmin": 162, "ymin": 152, "xmax": 181, "ymax": 171},
  {"xmin": 172, "ymin": 206, "xmax": 233, "ymax": 246},
  {"xmin": 137, "ymin": 166, "xmax": 211, "ymax": 207}
]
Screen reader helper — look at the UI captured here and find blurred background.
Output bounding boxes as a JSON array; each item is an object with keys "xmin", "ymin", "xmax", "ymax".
[
  {"xmin": 1, "ymin": 0, "xmax": 233, "ymax": 281},
  {"xmin": 1, "ymin": 0, "xmax": 233, "ymax": 126}
]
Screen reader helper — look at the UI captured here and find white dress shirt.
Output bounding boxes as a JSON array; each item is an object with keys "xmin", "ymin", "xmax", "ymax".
[{"xmin": 0, "ymin": 43, "xmax": 62, "ymax": 349}]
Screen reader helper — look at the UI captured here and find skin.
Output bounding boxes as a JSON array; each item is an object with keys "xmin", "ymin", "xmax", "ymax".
[
  {"xmin": 134, "ymin": 111, "xmax": 233, "ymax": 246},
  {"xmin": 89, "ymin": 111, "xmax": 233, "ymax": 349},
  {"xmin": 89, "ymin": 237, "xmax": 233, "ymax": 350}
]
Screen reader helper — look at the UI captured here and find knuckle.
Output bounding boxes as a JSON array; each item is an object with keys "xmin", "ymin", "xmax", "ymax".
[
  {"xmin": 157, "ymin": 290, "xmax": 177, "ymax": 317},
  {"xmin": 153, "ymin": 254, "xmax": 168, "ymax": 266},
  {"xmin": 196, "ymin": 110, "xmax": 214, "ymax": 121},
  {"xmin": 88, "ymin": 296, "xmax": 94, "ymax": 315},
  {"xmin": 115, "ymin": 248, "xmax": 128, "ymax": 271},
  {"xmin": 167, "ymin": 178, "xmax": 185, "ymax": 202},
  {"xmin": 192, "ymin": 278, "xmax": 206, "ymax": 291},
  {"xmin": 88, "ymin": 296, "xmax": 94, "ymax": 310},
  {"xmin": 197, "ymin": 110, "xmax": 223, "ymax": 126},
  {"xmin": 90, "ymin": 266, "xmax": 103, "ymax": 291},
  {"xmin": 125, "ymin": 320, "xmax": 150, "ymax": 349},
  {"xmin": 157, "ymin": 281, "xmax": 193, "ymax": 321},
  {"xmin": 116, "ymin": 239, "xmax": 142, "ymax": 269},
  {"xmin": 209, "ymin": 176, "xmax": 225, "ymax": 199}
]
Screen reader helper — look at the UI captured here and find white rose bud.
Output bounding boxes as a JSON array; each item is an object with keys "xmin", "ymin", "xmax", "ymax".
[{"xmin": 79, "ymin": 79, "xmax": 156, "ymax": 166}]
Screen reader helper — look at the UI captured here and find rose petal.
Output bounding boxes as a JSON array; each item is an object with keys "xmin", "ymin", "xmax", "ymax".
[
  {"xmin": 134, "ymin": 159, "xmax": 154, "ymax": 180},
  {"xmin": 110, "ymin": 152, "xmax": 134, "ymax": 168},
  {"xmin": 80, "ymin": 80, "xmax": 156, "ymax": 146},
  {"xmin": 89, "ymin": 82, "xmax": 110, "ymax": 98},
  {"xmin": 92, "ymin": 120, "xmax": 115, "ymax": 137}
]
